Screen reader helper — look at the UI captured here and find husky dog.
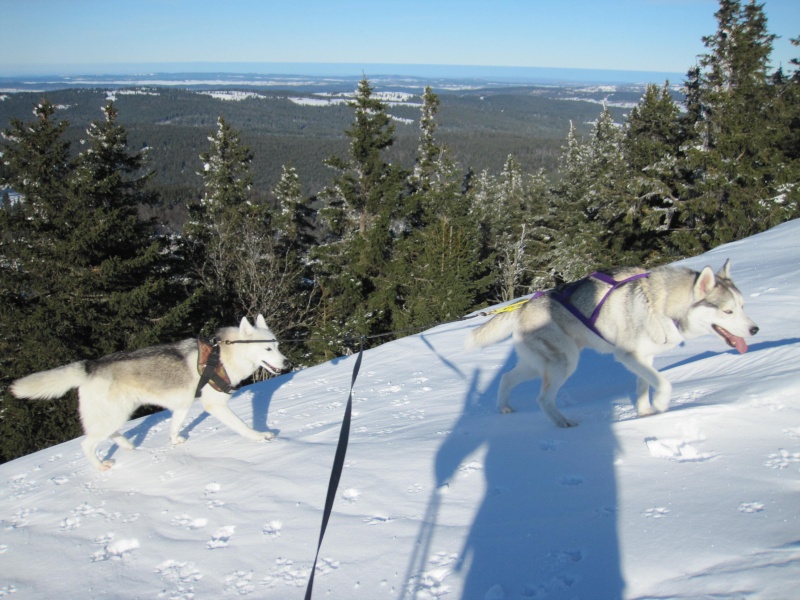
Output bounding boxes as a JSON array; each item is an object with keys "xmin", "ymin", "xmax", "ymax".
[
  {"xmin": 468, "ymin": 261, "xmax": 759, "ymax": 427},
  {"xmin": 11, "ymin": 315, "xmax": 289, "ymax": 470}
]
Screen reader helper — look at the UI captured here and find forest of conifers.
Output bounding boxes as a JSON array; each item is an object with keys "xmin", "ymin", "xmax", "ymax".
[{"xmin": 1, "ymin": 0, "xmax": 798, "ymax": 462}]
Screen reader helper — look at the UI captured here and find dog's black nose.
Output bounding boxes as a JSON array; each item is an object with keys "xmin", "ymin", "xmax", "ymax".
[
  {"xmin": 283, "ymin": 362, "xmax": 293, "ymax": 372},
  {"xmin": 750, "ymin": 326, "xmax": 759, "ymax": 336}
]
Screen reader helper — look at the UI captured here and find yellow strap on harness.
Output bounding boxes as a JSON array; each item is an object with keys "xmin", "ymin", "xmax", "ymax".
[{"xmin": 484, "ymin": 298, "xmax": 530, "ymax": 316}]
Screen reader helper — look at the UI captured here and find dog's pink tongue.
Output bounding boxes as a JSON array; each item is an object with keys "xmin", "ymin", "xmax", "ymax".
[
  {"xmin": 732, "ymin": 335, "xmax": 748, "ymax": 354},
  {"xmin": 717, "ymin": 325, "xmax": 748, "ymax": 354}
]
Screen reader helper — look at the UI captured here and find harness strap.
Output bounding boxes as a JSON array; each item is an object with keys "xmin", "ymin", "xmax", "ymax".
[
  {"xmin": 549, "ymin": 271, "xmax": 650, "ymax": 344},
  {"xmin": 195, "ymin": 337, "xmax": 236, "ymax": 397}
]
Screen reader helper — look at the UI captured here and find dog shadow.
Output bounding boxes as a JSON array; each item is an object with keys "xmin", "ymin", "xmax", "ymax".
[
  {"xmin": 249, "ymin": 369, "xmax": 299, "ymax": 434},
  {"xmin": 664, "ymin": 337, "xmax": 800, "ymax": 371},
  {"xmin": 106, "ymin": 409, "xmax": 173, "ymax": 461},
  {"xmin": 124, "ymin": 410, "xmax": 171, "ymax": 447},
  {"xmin": 111, "ymin": 370, "xmax": 297, "ymax": 459}
]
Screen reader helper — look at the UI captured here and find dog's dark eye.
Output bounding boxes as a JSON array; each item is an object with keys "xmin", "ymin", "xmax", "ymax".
[{"xmin": 724, "ymin": 310, "xmax": 733, "ymax": 314}]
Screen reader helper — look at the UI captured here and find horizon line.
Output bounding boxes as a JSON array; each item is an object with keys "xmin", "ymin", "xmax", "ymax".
[{"xmin": 0, "ymin": 61, "xmax": 686, "ymax": 85}]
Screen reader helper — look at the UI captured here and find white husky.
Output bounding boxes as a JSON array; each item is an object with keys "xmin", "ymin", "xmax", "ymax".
[
  {"xmin": 11, "ymin": 315, "xmax": 289, "ymax": 470},
  {"xmin": 468, "ymin": 261, "xmax": 759, "ymax": 427}
]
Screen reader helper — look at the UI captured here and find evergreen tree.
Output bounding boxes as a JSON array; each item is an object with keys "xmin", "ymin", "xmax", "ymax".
[
  {"xmin": 490, "ymin": 155, "xmax": 534, "ymax": 300},
  {"xmin": 0, "ymin": 101, "xmax": 184, "ymax": 462},
  {"xmin": 272, "ymin": 164, "xmax": 316, "ymax": 253},
  {"xmin": 768, "ymin": 38, "xmax": 800, "ymax": 210},
  {"xmin": 187, "ymin": 118, "xmax": 313, "ymax": 367},
  {"xmin": 513, "ymin": 169, "xmax": 557, "ymax": 292},
  {"xmin": 184, "ymin": 116, "xmax": 261, "ymax": 329},
  {"xmin": 549, "ymin": 109, "xmax": 627, "ymax": 281},
  {"xmin": 66, "ymin": 102, "xmax": 190, "ymax": 348},
  {"xmin": 411, "ymin": 86, "xmax": 443, "ymax": 193},
  {"xmin": 318, "ymin": 76, "xmax": 398, "ymax": 237},
  {"xmin": 193, "ymin": 116, "xmax": 255, "ymax": 227},
  {"xmin": 394, "ymin": 87, "xmax": 488, "ymax": 329},
  {"xmin": 620, "ymin": 82, "xmax": 684, "ymax": 261},
  {"xmin": 312, "ymin": 76, "xmax": 408, "ymax": 356},
  {"xmin": 0, "ymin": 100, "xmax": 80, "ymax": 462},
  {"xmin": 269, "ymin": 164, "xmax": 320, "ymax": 365},
  {"xmin": 672, "ymin": 0, "xmax": 798, "ymax": 251}
]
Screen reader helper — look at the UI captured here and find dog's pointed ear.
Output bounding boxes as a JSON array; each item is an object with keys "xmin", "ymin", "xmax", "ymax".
[
  {"xmin": 239, "ymin": 316, "xmax": 255, "ymax": 335},
  {"xmin": 717, "ymin": 259, "xmax": 732, "ymax": 280},
  {"xmin": 256, "ymin": 314, "xmax": 268, "ymax": 329},
  {"xmin": 694, "ymin": 266, "xmax": 716, "ymax": 299}
]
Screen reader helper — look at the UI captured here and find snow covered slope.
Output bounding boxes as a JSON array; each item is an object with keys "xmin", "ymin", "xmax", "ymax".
[{"xmin": 2, "ymin": 220, "xmax": 799, "ymax": 600}]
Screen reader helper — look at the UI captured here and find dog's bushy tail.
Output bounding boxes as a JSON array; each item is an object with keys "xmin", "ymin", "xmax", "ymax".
[
  {"xmin": 466, "ymin": 312, "xmax": 517, "ymax": 349},
  {"xmin": 10, "ymin": 362, "xmax": 87, "ymax": 400}
]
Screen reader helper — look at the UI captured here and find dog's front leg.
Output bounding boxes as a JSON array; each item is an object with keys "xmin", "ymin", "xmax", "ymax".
[
  {"xmin": 614, "ymin": 351, "xmax": 672, "ymax": 416},
  {"xmin": 201, "ymin": 394, "xmax": 275, "ymax": 441},
  {"xmin": 170, "ymin": 405, "xmax": 191, "ymax": 444},
  {"xmin": 635, "ymin": 376, "xmax": 652, "ymax": 415}
]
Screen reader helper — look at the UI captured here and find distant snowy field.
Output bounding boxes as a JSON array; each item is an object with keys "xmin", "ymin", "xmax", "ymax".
[{"xmin": 1, "ymin": 220, "xmax": 799, "ymax": 599}]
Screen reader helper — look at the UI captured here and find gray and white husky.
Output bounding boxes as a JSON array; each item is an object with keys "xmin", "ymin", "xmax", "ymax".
[
  {"xmin": 468, "ymin": 261, "xmax": 759, "ymax": 427},
  {"xmin": 11, "ymin": 315, "xmax": 289, "ymax": 470}
]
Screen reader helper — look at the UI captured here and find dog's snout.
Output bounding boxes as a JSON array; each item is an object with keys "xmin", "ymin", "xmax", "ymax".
[{"xmin": 750, "ymin": 325, "xmax": 759, "ymax": 336}]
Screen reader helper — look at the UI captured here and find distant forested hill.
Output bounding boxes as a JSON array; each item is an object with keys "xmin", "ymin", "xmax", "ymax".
[{"xmin": 0, "ymin": 84, "xmax": 631, "ymax": 205}]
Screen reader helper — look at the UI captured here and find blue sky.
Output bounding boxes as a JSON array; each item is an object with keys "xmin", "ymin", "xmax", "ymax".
[{"xmin": 0, "ymin": 0, "xmax": 798, "ymax": 77}]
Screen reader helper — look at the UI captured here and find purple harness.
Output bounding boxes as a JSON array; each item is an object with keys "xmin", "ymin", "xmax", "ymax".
[{"xmin": 532, "ymin": 272, "xmax": 650, "ymax": 344}]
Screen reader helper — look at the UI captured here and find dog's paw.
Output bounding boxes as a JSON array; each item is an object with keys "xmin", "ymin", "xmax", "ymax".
[
  {"xmin": 171, "ymin": 435, "xmax": 187, "ymax": 445},
  {"xmin": 557, "ymin": 418, "xmax": 579, "ymax": 428},
  {"xmin": 499, "ymin": 406, "xmax": 515, "ymax": 415},
  {"xmin": 652, "ymin": 401, "xmax": 670, "ymax": 414},
  {"xmin": 638, "ymin": 404, "xmax": 666, "ymax": 417},
  {"xmin": 99, "ymin": 460, "xmax": 114, "ymax": 471},
  {"xmin": 244, "ymin": 431, "xmax": 275, "ymax": 442}
]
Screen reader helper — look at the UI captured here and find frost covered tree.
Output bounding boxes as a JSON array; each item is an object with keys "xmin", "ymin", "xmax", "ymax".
[
  {"xmin": 185, "ymin": 116, "xmax": 268, "ymax": 329},
  {"xmin": 193, "ymin": 116, "xmax": 255, "ymax": 227},
  {"xmin": 186, "ymin": 119, "xmax": 314, "ymax": 364},
  {"xmin": 394, "ymin": 87, "xmax": 487, "ymax": 329},
  {"xmin": 272, "ymin": 164, "xmax": 315, "ymax": 253},
  {"xmin": 492, "ymin": 156, "xmax": 534, "ymax": 300},
  {"xmin": 549, "ymin": 108, "xmax": 627, "ymax": 280},
  {"xmin": 268, "ymin": 164, "xmax": 320, "ymax": 361},
  {"xmin": 619, "ymin": 83, "xmax": 684, "ymax": 261},
  {"xmin": 411, "ymin": 86, "xmax": 443, "ymax": 193}
]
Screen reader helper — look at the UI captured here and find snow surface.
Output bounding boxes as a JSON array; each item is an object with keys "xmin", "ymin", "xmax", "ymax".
[{"xmin": 2, "ymin": 220, "xmax": 800, "ymax": 599}]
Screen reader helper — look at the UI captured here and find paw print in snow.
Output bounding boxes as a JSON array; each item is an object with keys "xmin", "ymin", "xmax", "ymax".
[
  {"xmin": 156, "ymin": 560, "xmax": 203, "ymax": 600},
  {"xmin": 204, "ymin": 482, "xmax": 225, "ymax": 509},
  {"xmin": 171, "ymin": 514, "xmax": 208, "ymax": 530},
  {"xmin": 738, "ymin": 502, "xmax": 765, "ymax": 513},
  {"xmin": 263, "ymin": 520, "xmax": 283, "ymax": 538},
  {"xmin": 224, "ymin": 570, "xmax": 255, "ymax": 595},
  {"xmin": 91, "ymin": 534, "xmax": 139, "ymax": 562},
  {"xmin": 341, "ymin": 488, "xmax": 360, "ymax": 503},
  {"xmin": 765, "ymin": 448, "xmax": 800, "ymax": 469},
  {"xmin": 207, "ymin": 525, "xmax": 235, "ymax": 549}
]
